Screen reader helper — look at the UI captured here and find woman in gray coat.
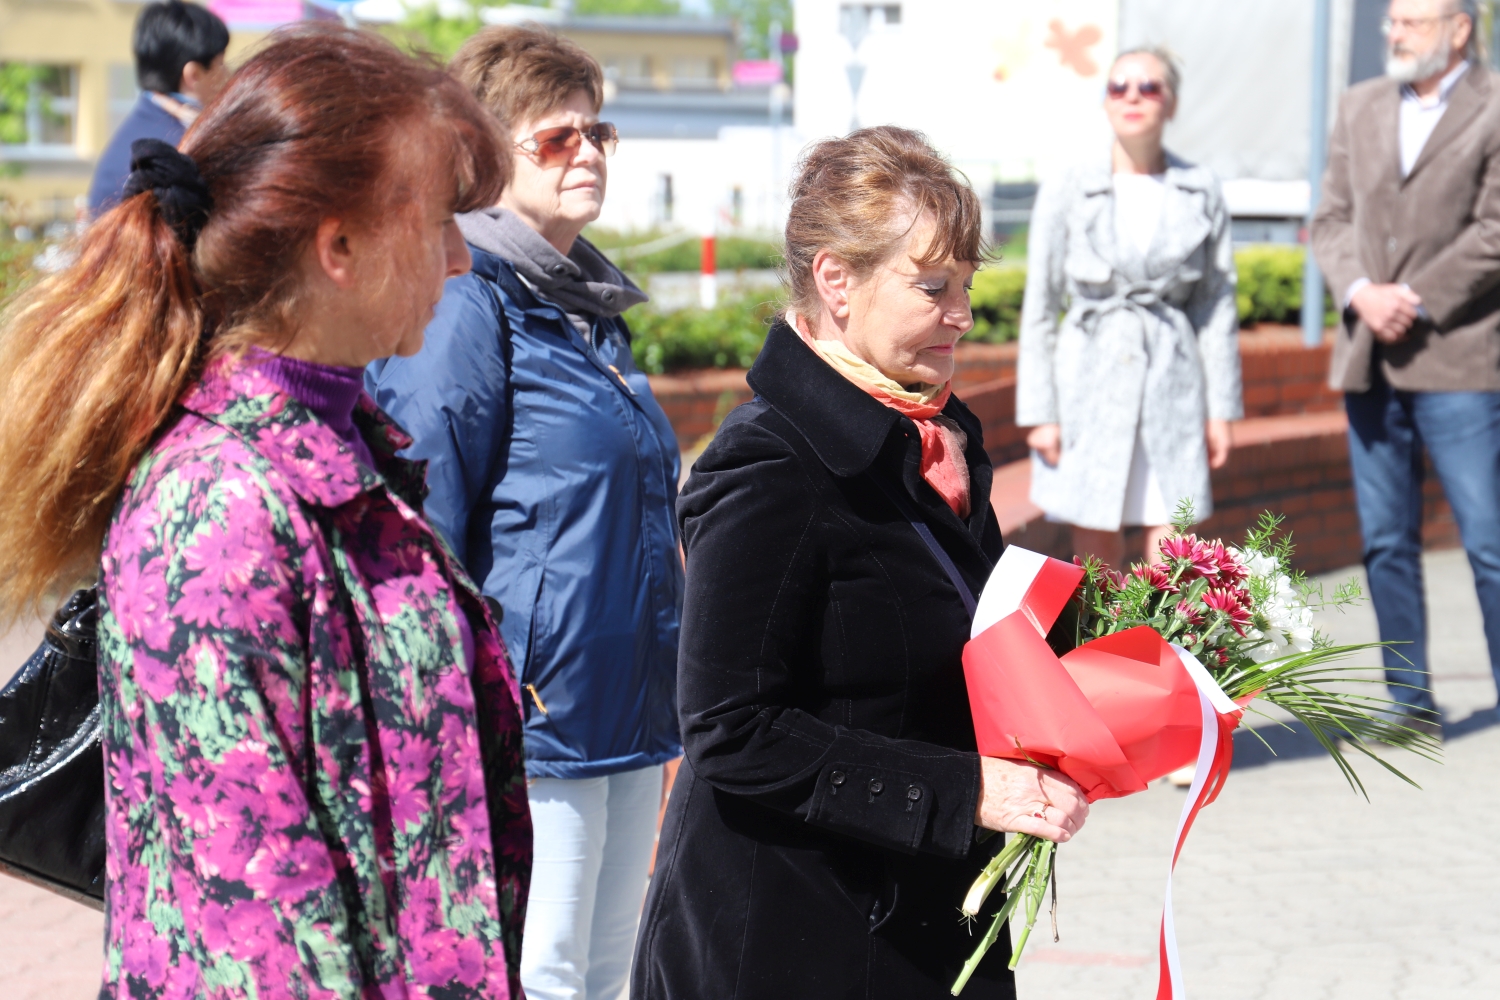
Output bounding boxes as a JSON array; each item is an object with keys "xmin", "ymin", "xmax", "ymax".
[{"xmin": 1017, "ymin": 47, "xmax": 1242, "ymax": 568}]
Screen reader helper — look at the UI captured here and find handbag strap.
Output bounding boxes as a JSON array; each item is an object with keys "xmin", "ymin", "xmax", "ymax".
[{"xmin": 870, "ymin": 475, "xmax": 977, "ymax": 620}]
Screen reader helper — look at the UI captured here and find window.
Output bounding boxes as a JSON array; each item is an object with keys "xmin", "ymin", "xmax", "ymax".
[
  {"xmin": 0, "ymin": 64, "xmax": 79, "ymax": 153},
  {"xmin": 605, "ymin": 55, "xmax": 654, "ymax": 90},
  {"xmin": 670, "ymin": 56, "xmax": 719, "ymax": 90}
]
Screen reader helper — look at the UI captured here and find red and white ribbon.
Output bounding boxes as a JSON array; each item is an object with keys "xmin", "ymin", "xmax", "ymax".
[
  {"xmin": 970, "ymin": 546, "xmax": 1081, "ymax": 640},
  {"xmin": 1157, "ymin": 645, "xmax": 1240, "ymax": 1000}
]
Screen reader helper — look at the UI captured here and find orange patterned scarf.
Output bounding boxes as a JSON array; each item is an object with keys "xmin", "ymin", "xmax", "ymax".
[{"xmin": 798, "ymin": 326, "xmax": 971, "ymax": 518}]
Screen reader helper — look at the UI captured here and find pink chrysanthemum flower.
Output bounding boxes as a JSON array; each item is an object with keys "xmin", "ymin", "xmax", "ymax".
[
  {"xmin": 1132, "ymin": 563, "xmax": 1176, "ymax": 593},
  {"xmin": 1077, "ymin": 556, "xmax": 1127, "ymax": 592},
  {"xmin": 1157, "ymin": 535, "xmax": 1197, "ymax": 563},
  {"xmin": 1206, "ymin": 542, "xmax": 1248, "ymax": 585},
  {"xmin": 1203, "ymin": 586, "xmax": 1253, "ymax": 635},
  {"xmin": 1175, "ymin": 600, "xmax": 1205, "ymax": 627},
  {"xmin": 1159, "ymin": 535, "xmax": 1218, "ymax": 580}
]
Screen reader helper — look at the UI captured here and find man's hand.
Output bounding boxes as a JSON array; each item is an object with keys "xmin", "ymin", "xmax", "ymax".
[{"xmin": 1350, "ymin": 283, "xmax": 1422, "ymax": 343}]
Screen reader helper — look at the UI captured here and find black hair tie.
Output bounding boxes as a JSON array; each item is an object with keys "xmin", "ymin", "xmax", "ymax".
[{"xmin": 122, "ymin": 138, "xmax": 213, "ymax": 249}]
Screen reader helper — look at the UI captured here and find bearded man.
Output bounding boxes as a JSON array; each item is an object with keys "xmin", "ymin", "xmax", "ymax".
[{"xmin": 1312, "ymin": 0, "xmax": 1500, "ymax": 738}]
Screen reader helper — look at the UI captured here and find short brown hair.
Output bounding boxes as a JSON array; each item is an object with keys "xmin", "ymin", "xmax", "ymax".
[
  {"xmin": 450, "ymin": 24, "xmax": 604, "ymax": 131},
  {"xmin": 784, "ymin": 126, "xmax": 987, "ymax": 319}
]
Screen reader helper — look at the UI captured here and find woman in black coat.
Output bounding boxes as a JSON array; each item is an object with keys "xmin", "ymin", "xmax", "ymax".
[{"xmin": 632, "ymin": 127, "xmax": 1091, "ymax": 1000}]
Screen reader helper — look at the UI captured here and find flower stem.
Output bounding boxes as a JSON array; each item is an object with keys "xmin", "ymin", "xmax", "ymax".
[
  {"xmin": 950, "ymin": 868, "xmax": 1026, "ymax": 996},
  {"xmin": 961, "ymin": 833, "xmax": 1034, "ymax": 916},
  {"xmin": 1008, "ymin": 839, "xmax": 1056, "ymax": 970}
]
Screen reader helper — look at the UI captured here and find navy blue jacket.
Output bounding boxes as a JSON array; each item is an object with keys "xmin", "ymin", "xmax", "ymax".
[
  {"xmin": 88, "ymin": 94, "xmax": 186, "ymax": 217},
  {"xmin": 367, "ymin": 246, "xmax": 683, "ymax": 779}
]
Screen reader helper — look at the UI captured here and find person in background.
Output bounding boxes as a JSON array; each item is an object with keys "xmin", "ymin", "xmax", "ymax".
[
  {"xmin": 0, "ymin": 26, "xmax": 530, "ymax": 997},
  {"xmin": 1017, "ymin": 47, "xmax": 1241, "ymax": 570},
  {"xmin": 367, "ymin": 24, "xmax": 682, "ymax": 1000},
  {"xmin": 1312, "ymin": 0, "xmax": 1500, "ymax": 739},
  {"xmin": 87, "ymin": 0, "xmax": 230, "ymax": 217},
  {"xmin": 632, "ymin": 126, "xmax": 1089, "ymax": 1000}
]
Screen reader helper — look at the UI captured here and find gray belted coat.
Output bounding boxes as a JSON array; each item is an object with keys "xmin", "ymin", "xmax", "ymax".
[{"xmin": 1016, "ymin": 153, "xmax": 1243, "ymax": 531}]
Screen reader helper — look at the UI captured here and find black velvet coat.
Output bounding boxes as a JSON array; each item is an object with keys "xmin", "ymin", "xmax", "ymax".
[{"xmin": 632, "ymin": 324, "xmax": 1013, "ymax": 999}]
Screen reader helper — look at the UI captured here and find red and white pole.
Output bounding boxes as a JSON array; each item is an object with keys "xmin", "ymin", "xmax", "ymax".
[{"xmin": 699, "ymin": 231, "xmax": 717, "ymax": 309}]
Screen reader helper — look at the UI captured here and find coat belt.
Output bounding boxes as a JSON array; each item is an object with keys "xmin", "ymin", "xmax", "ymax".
[{"xmin": 1072, "ymin": 271, "xmax": 1201, "ymax": 357}]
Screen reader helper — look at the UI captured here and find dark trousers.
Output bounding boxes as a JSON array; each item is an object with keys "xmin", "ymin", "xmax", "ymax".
[{"xmin": 1344, "ymin": 375, "xmax": 1500, "ymax": 717}]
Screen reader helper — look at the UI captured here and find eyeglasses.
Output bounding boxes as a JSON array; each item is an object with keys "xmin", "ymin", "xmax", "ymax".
[
  {"xmin": 1380, "ymin": 14, "xmax": 1458, "ymax": 36},
  {"xmin": 515, "ymin": 122, "xmax": 619, "ymax": 163},
  {"xmin": 1106, "ymin": 78, "xmax": 1167, "ymax": 101}
]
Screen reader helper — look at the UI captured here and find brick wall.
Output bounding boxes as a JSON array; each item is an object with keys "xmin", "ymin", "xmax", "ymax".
[
  {"xmin": 1237, "ymin": 326, "xmax": 1343, "ymax": 417},
  {"xmin": 648, "ymin": 369, "xmax": 754, "ymax": 450},
  {"xmin": 986, "ymin": 404, "xmax": 1458, "ymax": 577}
]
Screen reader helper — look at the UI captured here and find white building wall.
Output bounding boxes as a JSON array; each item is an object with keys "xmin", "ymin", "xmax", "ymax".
[
  {"xmin": 595, "ymin": 125, "xmax": 809, "ymax": 235},
  {"xmin": 793, "ymin": 0, "xmax": 1120, "ymax": 190},
  {"xmin": 793, "ymin": 0, "xmax": 1336, "ymax": 217}
]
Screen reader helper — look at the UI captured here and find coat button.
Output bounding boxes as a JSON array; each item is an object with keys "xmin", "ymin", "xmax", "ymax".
[
  {"xmin": 1387, "ymin": 236, "xmax": 1398, "ymax": 252},
  {"xmin": 868, "ymin": 779, "xmax": 884, "ymax": 794},
  {"xmin": 906, "ymin": 785, "xmax": 922, "ymax": 801},
  {"xmin": 830, "ymin": 771, "xmax": 846, "ymax": 786},
  {"xmin": 552, "ymin": 263, "xmax": 567, "ymax": 275}
]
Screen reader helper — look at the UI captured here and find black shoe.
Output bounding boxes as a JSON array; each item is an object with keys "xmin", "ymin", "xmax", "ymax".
[{"xmin": 1398, "ymin": 712, "xmax": 1444, "ymax": 743}]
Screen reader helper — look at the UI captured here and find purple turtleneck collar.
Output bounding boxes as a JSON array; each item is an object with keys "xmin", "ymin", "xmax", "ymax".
[{"xmin": 246, "ymin": 347, "xmax": 375, "ymax": 470}]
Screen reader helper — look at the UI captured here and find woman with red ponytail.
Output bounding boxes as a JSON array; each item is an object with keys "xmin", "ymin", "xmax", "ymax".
[{"xmin": 0, "ymin": 25, "xmax": 530, "ymax": 998}]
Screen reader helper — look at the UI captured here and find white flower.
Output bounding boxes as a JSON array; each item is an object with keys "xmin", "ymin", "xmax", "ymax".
[{"xmin": 1231, "ymin": 547, "xmax": 1280, "ymax": 581}]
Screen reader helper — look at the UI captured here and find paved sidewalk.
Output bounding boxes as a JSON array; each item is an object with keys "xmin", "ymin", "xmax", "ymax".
[
  {"xmin": 1013, "ymin": 548, "xmax": 1500, "ymax": 1000},
  {"xmin": 1, "ymin": 551, "xmax": 1495, "ymax": 997}
]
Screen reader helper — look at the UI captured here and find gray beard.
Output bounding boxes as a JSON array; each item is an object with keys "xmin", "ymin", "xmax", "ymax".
[{"xmin": 1386, "ymin": 43, "xmax": 1453, "ymax": 83}]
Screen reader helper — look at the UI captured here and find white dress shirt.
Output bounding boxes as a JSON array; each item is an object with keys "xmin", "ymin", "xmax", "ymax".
[
  {"xmin": 1345, "ymin": 60, "xmax": 1470, "ymax": 309},
  {"xmin": 1399, "ymin": 59, "xmax": 1469, "ymax": 176}
]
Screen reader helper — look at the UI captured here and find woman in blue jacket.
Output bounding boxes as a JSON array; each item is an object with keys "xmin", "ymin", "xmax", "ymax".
[{"xmin": 367, "ymin": 26, "xmax": 682, "ymax": 1000}]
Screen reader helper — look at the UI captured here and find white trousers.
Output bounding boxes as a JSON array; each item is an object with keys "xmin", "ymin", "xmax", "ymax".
[{"xmin": 519, "ymin": 764, "xmax": 663, "ymax": 1000}]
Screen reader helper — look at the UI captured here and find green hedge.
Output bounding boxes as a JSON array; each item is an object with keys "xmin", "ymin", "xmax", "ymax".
[
  {"xmin": 625, "ymin": 245, "xmax": 1336, "ymax": 372},
  {"xmin": 968, "ymin": 266, "xmax": 1027, "ymax": 343},
  {"xmin": 1234, "ymin": 245, "xmax": 1338, "ymax": 328},
  {"xmin": 584, "ymin": 227, "xmax": 783, "ymax": 274},
  {"xmin": 629, "ymin": 295, "xmax": 780, "ymax": 374}
]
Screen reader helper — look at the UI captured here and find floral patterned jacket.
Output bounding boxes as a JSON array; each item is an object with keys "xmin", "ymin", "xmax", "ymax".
[{"xmin": 97, "ymin": 354, "xmax": 531, "ymax": 999}]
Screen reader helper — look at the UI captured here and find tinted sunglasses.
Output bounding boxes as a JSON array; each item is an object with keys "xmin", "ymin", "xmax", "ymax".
[
  {"xmin": 1106, "ymin": 78, "xmax": 1167, "ymax": 101},
  {"xmin": 515, "ymin": 122, "xmax": 619, "ymax": 163}
]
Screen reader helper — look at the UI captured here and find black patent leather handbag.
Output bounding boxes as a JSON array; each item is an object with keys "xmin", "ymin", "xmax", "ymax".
[{"xmin": 0, "ymin": 588, "xmax": 106, "ymax": 909}]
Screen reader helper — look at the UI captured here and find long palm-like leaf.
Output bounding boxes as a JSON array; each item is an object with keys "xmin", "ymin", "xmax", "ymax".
[{"xmin": 1213, "ymin": 642, "xmax": 1442, "ymax": 796}]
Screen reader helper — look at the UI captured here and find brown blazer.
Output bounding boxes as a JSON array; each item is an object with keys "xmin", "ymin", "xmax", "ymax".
[{"xmin": 1312, "ymin": 65, "xmax": 1500, "ymax": 392}]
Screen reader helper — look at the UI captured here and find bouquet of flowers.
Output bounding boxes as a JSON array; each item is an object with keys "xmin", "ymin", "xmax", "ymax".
[{"xmin": 950, "ymin": 506, "xmax": 1442, "ymax": 997}]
